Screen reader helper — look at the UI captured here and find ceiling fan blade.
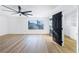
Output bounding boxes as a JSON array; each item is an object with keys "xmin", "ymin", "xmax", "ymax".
[
  {"xmin": 26, "ymin": 14, "xmax": 33, "ymax": 16},
  {"xmin": 2, "ymin": 9, "xmax": 15, "ymax": 12},
  {"xmin": 22, "ymin": 11, "xmax": 32, "ymax": 13},
  {"xmin": 18, "ymin": 6, "xmax": 21, "ymax": 13},
  {"xmin": 2, "ymin": 5, "xmax": 17, "ymax": 12},
  {"xmin": 23, "ymin": 14, "xmax": 33, "ymax": 16}
]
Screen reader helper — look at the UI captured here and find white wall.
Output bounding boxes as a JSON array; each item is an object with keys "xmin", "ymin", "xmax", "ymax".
[
  {"xmin": 0, "ymin": 14, "xmax": 8, "ymax": 36},
  {"xmin": 78, "ymin": 6, "xmax": 79, "ymax": 52},
  {"xmin": 51, "ymin": 5, "xmax": 78, "ymax": 40},
  {"xmin": 8, "ymin": 16, "xmax": 49, "ymax": 34},
  {"xmin": 64, "ymin": 9, "xmax": 78, "ymax": 40}
]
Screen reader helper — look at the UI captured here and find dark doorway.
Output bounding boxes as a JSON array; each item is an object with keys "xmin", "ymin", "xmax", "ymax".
[{"xmin": 52, "ymin": 12, "xmax": 63, "ymax": 46}]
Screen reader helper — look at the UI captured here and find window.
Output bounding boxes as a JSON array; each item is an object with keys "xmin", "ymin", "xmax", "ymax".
[{"xmin": 28, "ymin": 20, "xmax": 44, "ymax": 30}]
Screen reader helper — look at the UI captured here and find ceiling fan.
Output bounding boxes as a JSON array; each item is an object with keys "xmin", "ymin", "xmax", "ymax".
[{"xmin": 1, "ymin": 5, "xmax": 32, "ymax": 16}]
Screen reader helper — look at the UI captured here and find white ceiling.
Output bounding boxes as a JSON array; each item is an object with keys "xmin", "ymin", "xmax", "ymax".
[{"xmin": 0, "ymin": 5, "xmax": 57, "ymax": 17}]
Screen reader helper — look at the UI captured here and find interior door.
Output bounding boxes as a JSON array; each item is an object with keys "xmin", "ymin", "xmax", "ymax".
[{"xmin": 52, "ymin": 12, "xmax": 63, "ymax": 46}]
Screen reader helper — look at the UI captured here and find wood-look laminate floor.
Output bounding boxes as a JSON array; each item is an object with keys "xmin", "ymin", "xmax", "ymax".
[{"xmin": 0, "ymin": 34, "xmax": 76, "ymax": 53}]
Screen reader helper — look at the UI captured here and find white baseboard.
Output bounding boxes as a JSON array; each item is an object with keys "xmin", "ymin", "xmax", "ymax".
[{"xmin": 0, "ymin": 33, "xmax": 8, "ymax": 36}]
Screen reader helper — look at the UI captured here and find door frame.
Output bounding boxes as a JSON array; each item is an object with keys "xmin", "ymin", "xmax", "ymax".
[{"xmin": 62, "ymin": 12, "xmax": 64, "ymax": 46}]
